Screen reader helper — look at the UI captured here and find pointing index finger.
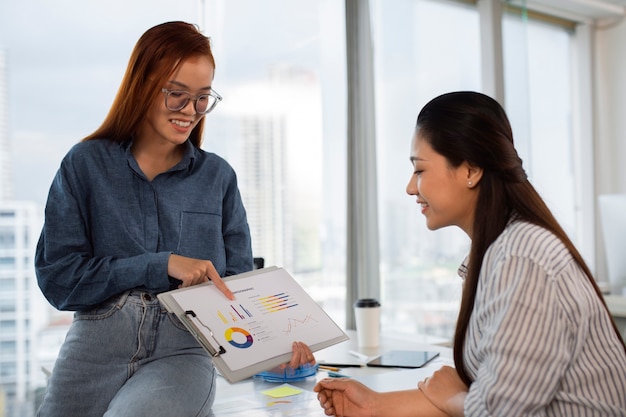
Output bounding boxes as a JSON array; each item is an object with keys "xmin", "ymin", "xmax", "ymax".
[{"xmin": 209, "ymin": 274, "xmax": 235, "ymax": 300}]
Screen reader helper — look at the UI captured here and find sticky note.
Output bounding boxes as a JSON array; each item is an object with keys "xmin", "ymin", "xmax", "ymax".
[{"xmin": 261, "ymin": 384, "xmax": 303, "ymax": 398}]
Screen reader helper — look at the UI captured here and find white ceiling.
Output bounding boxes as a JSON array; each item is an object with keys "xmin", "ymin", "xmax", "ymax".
[{"xmin": 508, "ymin": 0, "xmax": 626, "ymax": 21}]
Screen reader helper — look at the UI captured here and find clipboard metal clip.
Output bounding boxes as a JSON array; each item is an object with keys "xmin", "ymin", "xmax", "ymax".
[{"xmin": 184, "ymin": 310, "xmax": 227, "ymax": 357}]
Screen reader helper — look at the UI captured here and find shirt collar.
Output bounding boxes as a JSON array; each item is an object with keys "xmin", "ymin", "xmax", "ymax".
[
  {"xmin": 456, "ymin": 214, "xmax": 520, "ymax": 281},
  {"xmin": 178, "ymin": 139, "xmax": 197, "ymax": 171},
  {"xmin": 458, "ymin": 255, "xmax": 469, "ymax": 280},
  {"xmin": 122, "ymin": 138, "xmax": 197, "ymax": 176}
]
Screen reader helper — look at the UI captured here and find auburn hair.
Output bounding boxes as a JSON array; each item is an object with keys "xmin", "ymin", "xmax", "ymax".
[
  {"xmin": 415, "ymin": 91, "xmax": 626, "ymax": 386},
  {"xmin": 83, "ymin": 21, "xmax": 215, "ymax": 147}
]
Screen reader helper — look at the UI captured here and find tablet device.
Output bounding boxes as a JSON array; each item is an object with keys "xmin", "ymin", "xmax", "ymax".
[{"xmin": 367, "ymin": 350, "xmax": 440, "ymax": 368}]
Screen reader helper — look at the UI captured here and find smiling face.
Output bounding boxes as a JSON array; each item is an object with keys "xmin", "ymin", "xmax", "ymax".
[
  {"xmin": 406, "ymin": 130, "xmax": 482, "ymax": 238},
  {"xmin": 137, "ymin": 55, "xmax": 215, "ymax": 148}
]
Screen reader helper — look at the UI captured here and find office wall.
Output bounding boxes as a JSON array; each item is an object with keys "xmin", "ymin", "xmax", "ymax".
[
  {"xmin": 593, "ymin": 18, "xmax": 626, "ymax": 284},
  {"xmin": 594, "ymin": 19, "xmax": 626, "ymax": 194}
]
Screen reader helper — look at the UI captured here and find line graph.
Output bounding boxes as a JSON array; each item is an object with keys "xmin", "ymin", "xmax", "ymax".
[{"xmin": 282, "ymin": 314, "xmax": 318, "ymax": 335}]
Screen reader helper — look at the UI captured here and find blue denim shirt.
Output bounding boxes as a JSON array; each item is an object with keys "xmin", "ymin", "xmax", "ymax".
[{"xmin": 35, "ymin": 138, "xmax": 253, "ymax": 311}]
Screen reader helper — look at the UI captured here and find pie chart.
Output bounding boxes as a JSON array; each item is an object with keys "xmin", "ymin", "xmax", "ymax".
[{"xmin": 224, "ymin": 327, "xmax": 253, "ymax": 348}]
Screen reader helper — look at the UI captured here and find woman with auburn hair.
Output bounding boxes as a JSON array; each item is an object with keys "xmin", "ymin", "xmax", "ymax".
[
  {"xmin": 35, "ymin": 21, "xmax": 314, "ymax": 417},
  {"xmin": 315, "ymin": 91, "xmax": 626, "ymax": 416}
]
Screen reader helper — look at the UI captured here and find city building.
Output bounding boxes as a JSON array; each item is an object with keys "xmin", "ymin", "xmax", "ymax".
[
  {"xmin": 0, "ymin": 46, "xmax": 52, "ymax": 417},
  {"xmin": 0, "ymin": 202, "xmax": 46, "ymax": 417}
]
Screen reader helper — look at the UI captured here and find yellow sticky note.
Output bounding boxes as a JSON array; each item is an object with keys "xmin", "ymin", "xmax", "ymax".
[{"xmin": 261, "ymin": 384, "xmax": 302, "ymax": 398}]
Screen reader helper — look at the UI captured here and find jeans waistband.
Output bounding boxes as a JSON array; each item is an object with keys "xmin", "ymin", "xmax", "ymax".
[{"xmin": 126, "ymin": 289, "xmax": 161, "ymax": 305}]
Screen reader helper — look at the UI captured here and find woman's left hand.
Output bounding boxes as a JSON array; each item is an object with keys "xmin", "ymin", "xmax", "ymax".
[
  {"xmin": 263, "ymin": 342, "xmax": 315, "ymax": 375},
  {"xmin": 418, "ymin": 365, "xmax": 468, "ymax": 417},
  {"xmin": 283, "ymin": 341, "xmax": 316, "ymax": 369}
]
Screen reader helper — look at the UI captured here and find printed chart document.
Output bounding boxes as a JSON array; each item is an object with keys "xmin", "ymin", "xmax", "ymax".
[{"xmin": 157, "ymin": 266, "xmax": 349, "ymax": 383}]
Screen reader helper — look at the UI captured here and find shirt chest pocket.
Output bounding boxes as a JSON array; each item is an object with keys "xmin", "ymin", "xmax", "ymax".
[{"xmin": 176, "ymin": 211, "xmax": 225, "ymax": 261}]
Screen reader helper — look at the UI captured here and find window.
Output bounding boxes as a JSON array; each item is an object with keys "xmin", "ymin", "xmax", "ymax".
[
  {"xmin": 371, "ymin": 1, "xmax": 580, "ymax": 341},
  {"xmin": 503, "ymin": 14, "xmax": 577, "ymax": 240},
  {"xmin": 0, "ymin": 257, "xmax": 15, "ymax": 270},
  {"xmin": 0, "ymin": 320, "xmax": 15, "ymax": 332},
  {"xmin": 0, "ymin": 340, "xmax": 16, "ymax": 355},
  {"xmin": 0, "ymin": 228, "xmax": 15, "ymax": 249},
  {"xmin": 0, "ymin": 297, "xmax": 15, "ymax": 313},
  {"xmin": 0, "ymin": 2, "xmax": 600, "ymax": 415},
  {"xmin": 202, "ymin": 0, "xmax": 348, "ymax": 324},
  {"xmin": 372, "ymin": 0, "xmax": 480, "ymax": 339},
  {"xmin": 0, "ymin": 278, "xmax": 16, "ymax": 292}
]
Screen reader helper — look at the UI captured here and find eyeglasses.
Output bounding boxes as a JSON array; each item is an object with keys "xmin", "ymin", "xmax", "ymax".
[{"xmin": 161, "ymin": 88, "xmax": 222, "ymax": 114}]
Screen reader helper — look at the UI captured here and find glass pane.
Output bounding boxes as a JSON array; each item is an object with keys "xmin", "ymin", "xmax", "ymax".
[
  {"xmin": 0, "ymin": 228, "xmax": 15, "ymax": 249},
  {"xmin": 503, "ymin": 16, "xmax": 576, "ymax": 239},
  {"xmin": 0, "ymin": 278, "xmax": 16, "ymax": 291},
  {"xmin": 202, "ymin": 0, "xmax": 348, "ymax": 324},
  {"xmin": 0, "ymin": 257, "xmax": 15, "ymax": 270},
  {"xmin": 372, "ymin": 0, "xmax": 480, "ymax": 339},
  {"xmin": 2, "ymin": 2, "xmax": 347, "ymax": 412},
  {"xmin": 1, "ymin": 2, "xmax": 201, "ymax": 204}
]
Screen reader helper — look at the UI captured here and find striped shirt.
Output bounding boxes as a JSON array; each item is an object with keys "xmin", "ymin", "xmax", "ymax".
[{"xmin": 461, "ymin": 219, "xmax": 626, "ymax": 416}]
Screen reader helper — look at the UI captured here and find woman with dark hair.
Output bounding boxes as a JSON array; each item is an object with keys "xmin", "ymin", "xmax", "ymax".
[
  {"xmin": 35, "ymin": 21, "xmax": 314, "ymax": 417},
  {"xmin": 315, "ymin": 91, "xmax": 626, "ymax": 416}
]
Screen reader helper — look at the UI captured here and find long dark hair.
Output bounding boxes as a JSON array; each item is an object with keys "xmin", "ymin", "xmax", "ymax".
[
  {"xmin": 83, "ymin": 21, "xmax": 215, "ymax": 147},
  {"xmin": 416, "ymin": 91, "xmax": 626, "ymax": 386}
]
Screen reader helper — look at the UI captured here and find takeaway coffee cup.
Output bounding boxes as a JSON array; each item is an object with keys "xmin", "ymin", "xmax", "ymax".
[{"xmin": 353, "ymin": 298, "xmax": 381, "ymax": 348}]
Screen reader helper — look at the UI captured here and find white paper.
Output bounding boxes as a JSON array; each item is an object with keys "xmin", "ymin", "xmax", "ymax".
[{"xmin": 165, "ymin": 267, "xmax": 347, "ymax": 372}]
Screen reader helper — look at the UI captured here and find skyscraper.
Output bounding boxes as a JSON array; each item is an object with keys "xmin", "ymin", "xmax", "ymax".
[
  {"xmin": 0, "ymin": 202, "xmax": 46, "ymax": 417},
  {"xmin": 0, "ymin": 47, "xmax": 50, "ymax": 417},
  {"xmin": 213, "ymin": 64, "xmax": 324, "ymax": 274}
]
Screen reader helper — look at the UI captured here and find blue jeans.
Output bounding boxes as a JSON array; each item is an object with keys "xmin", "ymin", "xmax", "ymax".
[{"xmin": 37, "ymin": 291, "xmax": 217, "ymax": 417}]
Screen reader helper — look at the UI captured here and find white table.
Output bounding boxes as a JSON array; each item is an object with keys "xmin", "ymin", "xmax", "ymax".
[
  {"xmin": 605, "ymin": 294, "xmax": 626, "ymax": 340},
  {"xmin": 208, "ymin": 331, "xmax": 453, "ymax": 416}
]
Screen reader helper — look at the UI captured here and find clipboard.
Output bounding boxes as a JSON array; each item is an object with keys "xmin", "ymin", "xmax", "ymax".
[{"xmin": 157, "ymin": 266, "xmax": 349, "ymax": 383}]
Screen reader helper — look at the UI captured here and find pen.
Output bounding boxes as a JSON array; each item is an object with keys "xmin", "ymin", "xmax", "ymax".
[
  {"xmin": 317, "ymin": 362, "xmax": 363, "ymax": 368},
  {"xmin": 348, "ymin": 350, "xmax": 374, "ymax": 362},
  {"xmin": 327, "ymin": 371, "xmax": 351, "ymax": 378},
  {"xmin": 318, "ymin": 365, "xmax": 341, "ymax": 372}
]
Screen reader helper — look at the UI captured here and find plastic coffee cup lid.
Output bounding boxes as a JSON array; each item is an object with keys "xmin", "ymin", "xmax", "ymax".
[{"xmin": 354, "ymin": 298, "xmax": 381, "ymax": 308}]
